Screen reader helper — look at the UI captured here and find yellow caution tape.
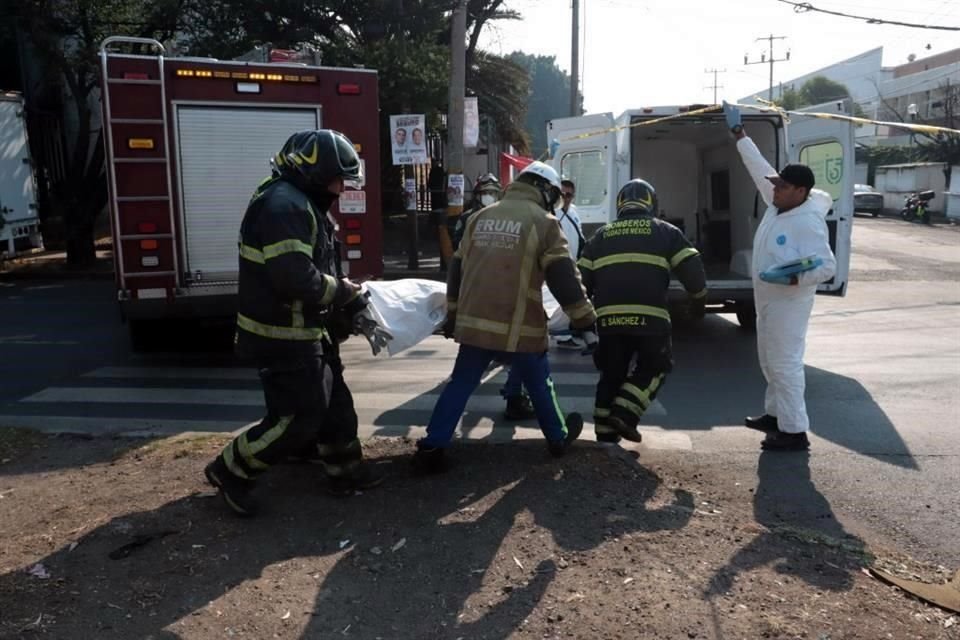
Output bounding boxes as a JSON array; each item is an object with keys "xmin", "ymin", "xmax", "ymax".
[
  {"xmin": 751, "ymin": 97, "xmax": 960, "ymax": 136},
  {"xmin": 543, "ymin": 101, "xmax": 959, "ymax": 158}
]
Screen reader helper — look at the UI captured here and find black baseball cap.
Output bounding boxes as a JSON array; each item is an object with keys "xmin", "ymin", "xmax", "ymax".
[{"xmin": 766, "ymin": 164, "xmax": 815, "ymax": 190}]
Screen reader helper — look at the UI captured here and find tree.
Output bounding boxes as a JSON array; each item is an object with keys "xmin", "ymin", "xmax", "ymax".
[
  {"xmin": 779, "ymin": 86, "xmax": 801, "ymax": 110},
  {"xmin": 469, "ymin": 51, "xmax": 530, "ymax": 154},
  {"xmin": 11, "ymin": 0, "xmax": 181, "ymax": 266},
  {"xmin": 508, "ymin": 52, "xmax": 581, "ymax": 158},
  {"xmin": 776, "ymin": 75, "xmax": 867, "ymax": 122},
  {"xmin": 869, "ymin": 78, "xmax": 960, "ymax": 185},
  {"xmin": 798, "ymin": 76, "xmax": 853, "ymax": 106}
]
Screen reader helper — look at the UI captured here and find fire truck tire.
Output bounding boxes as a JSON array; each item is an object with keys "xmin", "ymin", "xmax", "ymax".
[{"xmin": 128, "ymin": 319, "xmax": 158, "ymax": 352}]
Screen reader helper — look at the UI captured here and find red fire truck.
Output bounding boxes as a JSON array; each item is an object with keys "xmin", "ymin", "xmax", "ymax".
[{"xmin": 99, "ymin": 36, "xmax": 382, "ymax": 343}]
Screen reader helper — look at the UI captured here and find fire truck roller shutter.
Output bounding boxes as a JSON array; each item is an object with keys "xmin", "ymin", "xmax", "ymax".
[{"xmin": 176, "ymin": 105, "xmax": 319, "ymax": 283}]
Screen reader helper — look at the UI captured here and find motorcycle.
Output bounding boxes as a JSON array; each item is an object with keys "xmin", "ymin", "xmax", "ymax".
[{"xmin": 900, "ymin": 190, "xmax": 935, "ymax": 224}]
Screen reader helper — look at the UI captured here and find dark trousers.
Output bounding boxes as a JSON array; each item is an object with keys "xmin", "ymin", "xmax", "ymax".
[
  {"xmin": 592, "ymin": 334, "xmax": 673, "ymax": 436},
  {"xmin": 220, "ymin": 351, "xmax": 363, "ymax": 482}
]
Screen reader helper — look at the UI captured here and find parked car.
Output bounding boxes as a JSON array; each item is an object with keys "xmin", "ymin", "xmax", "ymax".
[{"xmin": 854, "ymin": 184, "xmax": 883, "ymax": 217}]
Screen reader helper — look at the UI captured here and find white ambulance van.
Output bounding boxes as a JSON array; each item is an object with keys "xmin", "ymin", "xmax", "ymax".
[{"xmin": 547, "ymin": 103, "xmax": 853, "ymax": 328}]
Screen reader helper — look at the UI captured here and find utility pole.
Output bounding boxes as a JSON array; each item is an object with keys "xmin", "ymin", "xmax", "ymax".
[
  {"xmin": 744, "ymin": 34, "xmax": 789, "ymax": 102},
  {"xmin": 397, "ymin": 0, "xmax": 418, "ymax": 270},
  {"xmin": 440, "ymin": 0, "xmax": 467, "ymax": 266},
  {"xmin": 704, "ymin": 68, "xmax": 726, "ymax": 104},
  {"xmin": 570, "ymin": 0, "xmax": 580, "ymax": 116}
]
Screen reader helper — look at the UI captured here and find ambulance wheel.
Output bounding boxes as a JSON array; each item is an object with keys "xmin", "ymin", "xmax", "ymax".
[{"xmin": 735, "ymin": 304, "xmax": 756, "ymax": 332}]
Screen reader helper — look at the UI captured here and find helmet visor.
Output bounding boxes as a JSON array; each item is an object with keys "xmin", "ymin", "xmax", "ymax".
[
  {"xmin": 344, "ymin": 160, "xmax": 365, "ymax": 190},
  {"xmin": 335, "ymin": 134, "xmax": 364, "ymax": 189}
]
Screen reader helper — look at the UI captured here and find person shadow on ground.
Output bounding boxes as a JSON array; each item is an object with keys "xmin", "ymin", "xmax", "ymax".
[
  {"xmin": 0, "ymin": 445, "xmax": 693, "ymax": 639},
  {"xmin": 301, "ymin": 444, "xmax": 695, "ymax": 638},
  {"xmin": 705, "ymin": 450, "xmax": 869, "ymax": 601}
]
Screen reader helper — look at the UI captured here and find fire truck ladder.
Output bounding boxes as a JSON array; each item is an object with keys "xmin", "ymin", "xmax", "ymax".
[{"xmin": 99, "ymin": 36, "xmax": 179, "ymax": 288}]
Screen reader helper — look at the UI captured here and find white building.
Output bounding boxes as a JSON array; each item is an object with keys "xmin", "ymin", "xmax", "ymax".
[{"xmin": 740, "ymin": 47, "xmax": 960, "ymax": 146}]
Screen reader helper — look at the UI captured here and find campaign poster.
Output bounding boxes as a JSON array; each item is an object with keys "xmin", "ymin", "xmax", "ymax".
[
  {"xmin": 447, "ymin": 173, "xmax": 465, "ymax": 207},
  {"xmin": 464, "ymin": 96, "xmax": 479, "ymax": 148},
  {"xmin": 404, "ymin": 178, "xmax": 417, "ymax": 211},
  {"xmin": 390, "ymin": 114, "xmax": 427, "ymax": 165}
]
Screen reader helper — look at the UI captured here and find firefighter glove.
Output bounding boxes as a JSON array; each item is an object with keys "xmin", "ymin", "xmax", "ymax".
[
  {"xmin": 442, "ymin": 313, "xmax": 456, "ymax": 339},
  {"xmin": 352, "ymin": 308, "xmax": 393, "ymax": 356},
  {"xmin": 722, "ymin": 101, "xmax": 741, "ymax": 131},
  {"xmin": 334, "ymin": 278, "xmax": 363, "ymax": 308}
]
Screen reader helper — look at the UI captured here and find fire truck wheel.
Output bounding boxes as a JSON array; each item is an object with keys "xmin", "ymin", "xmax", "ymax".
[{"xmin": 128, "ymin": 319, "xmax": 159, "ymax": 352}]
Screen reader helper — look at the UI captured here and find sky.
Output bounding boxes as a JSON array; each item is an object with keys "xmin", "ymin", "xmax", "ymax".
[{"xmin": 478, "ymin": 0, "xmax": 960, "ymax": 115}]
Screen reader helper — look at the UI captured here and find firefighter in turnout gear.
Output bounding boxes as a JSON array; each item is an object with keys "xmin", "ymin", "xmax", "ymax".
[
  {"xmin": 412, "ymin": 161, "xmax": 597, "ymax": 474},
  {"xmin": 453, "ymin": 173, "xmax": 536, "ymax": 422},
  {"xmin": 204, "ymin": 129, "xmax": 388, "ymax": 517},
  {"xmin": 579, "ymin": 179, "xmax": 707, "ymax": 444}
]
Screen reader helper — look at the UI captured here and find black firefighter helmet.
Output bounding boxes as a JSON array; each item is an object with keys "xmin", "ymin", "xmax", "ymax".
[
  {"xmin": 616, "ymin": 178, "xmax": 658, "ymax": 218},
  {"xmin": 274, "ymin": 129, "xmax": 364, "ymax": 191}
]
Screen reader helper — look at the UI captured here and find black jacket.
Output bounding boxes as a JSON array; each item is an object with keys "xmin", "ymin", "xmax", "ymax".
[
  {"xmin": 578, "ymin": 212, "xmax": 706, "ymax": 336},
  {"xmin": 234, "ymin": 177, "xmax": 361, "ymax": 365}
]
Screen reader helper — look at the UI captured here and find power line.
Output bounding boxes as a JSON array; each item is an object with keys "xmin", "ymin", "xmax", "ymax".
[
  {"xmin": 704, "ymin": 68, "xmax": 726, "ymax": 104},
  {"xmin": 778, "ymin": 0, "xmax": 960, "ymax": 31},
  {"xmin": 745, "ymin": 35, "xmax": 790, "ymax": 102},
  {"xmin": 570, "ymin": 0, "xmax": 579, "ymax": 116}
]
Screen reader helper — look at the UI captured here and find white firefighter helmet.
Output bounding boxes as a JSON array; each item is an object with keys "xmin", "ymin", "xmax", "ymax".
[{"xmin": 518, "ymin": 161, "xmax": 562, "ymax": 190}]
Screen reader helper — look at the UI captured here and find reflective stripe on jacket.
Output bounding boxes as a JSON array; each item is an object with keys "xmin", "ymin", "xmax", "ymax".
[
  {"xmin": 447, "ymin": 181, "xmax": 596, "ymax": 352},
  {"xmin": 235, "ymin": 177, "xmax": 353, "ymax": 363},
  {"xmin": 578, "ymin": 212, "xmax": 706, "ymax": 336}
]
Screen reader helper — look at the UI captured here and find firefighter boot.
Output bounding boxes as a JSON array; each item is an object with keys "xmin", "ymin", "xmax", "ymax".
[
  {"xmin": 608, "ymin": 413, "xmax": 643, "ymax": 443},
  {"xmin": 594, "ymin": 418, "xmax": 622, "ymax": 444},
  {"xmin": 327, "ymin": 463, "xmax": 385, "ymax": 497},
  {"xmin": 503, "ymin": 394, "xmax": 536, "ymax": 420},
  {"xmin": 548, "ymin": 412, "xmax": 584, "ymax": 457},
  {"xmin": 411, "ymin": 446, "xmax": 448, "ymax": 475},
  {"xmin": 204, "ymin": 457, "xmax": 258, "ymax": 517}
]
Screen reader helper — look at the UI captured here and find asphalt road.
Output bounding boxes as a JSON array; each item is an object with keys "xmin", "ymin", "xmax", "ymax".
[{"xmin": 1, "ymin": 215, "xmax": 958, "ymax": 566}]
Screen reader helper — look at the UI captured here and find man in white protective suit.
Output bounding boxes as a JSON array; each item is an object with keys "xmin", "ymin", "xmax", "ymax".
[{"xmin": 723, "ymin": 101, "xmax": 837, "ymax": 451}]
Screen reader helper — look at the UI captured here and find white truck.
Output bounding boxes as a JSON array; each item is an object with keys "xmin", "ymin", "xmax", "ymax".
[
  {"xmin": 547, "ymin": 103, "xmax": 853, "ymax": 328},
  {"xmin": 0, "ymin": 91, "xmax": 43, "ymax": 258}
]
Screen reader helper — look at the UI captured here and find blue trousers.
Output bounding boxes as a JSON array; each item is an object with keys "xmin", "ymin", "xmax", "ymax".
[{"xmin": 421, "ymin": 344, "xmax": 568, "ymax": 448}]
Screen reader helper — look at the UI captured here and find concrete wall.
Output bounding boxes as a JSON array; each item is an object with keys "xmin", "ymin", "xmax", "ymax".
[
  {"xmin": 875, "ymin": 163, "xmax": 948, "ymax": 213},
  {"xmin": 854, "ymin": 162, "xmax": 869, "ymax": 186}
]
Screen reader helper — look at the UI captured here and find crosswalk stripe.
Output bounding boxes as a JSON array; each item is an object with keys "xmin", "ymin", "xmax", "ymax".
[
  {"xmin": 80, "ymin": 366, "xmax": 602, "ymax": 386},
  {"xmin": 0, "ymin": 415, "xmax": 255, "ymax": 435},
  {"xmin": 0, "ymin": 415, "xmax": 690, "ymax": 450},
  {"xmin": 83, "ymin": 367, "xmax": 256, "ymax": 380},
  {"xmin": 22, "ymin": 387, "xmax": 263, "ymax": 406},
  {"xmin": 18, "ymin": 386, "xmax": 666, "ymax": 416}
]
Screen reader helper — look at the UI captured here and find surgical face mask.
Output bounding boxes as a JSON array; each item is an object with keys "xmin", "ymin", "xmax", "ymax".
[{"xmin": 479, "ymin": 194, "xmax": 497, "ymax": 206}]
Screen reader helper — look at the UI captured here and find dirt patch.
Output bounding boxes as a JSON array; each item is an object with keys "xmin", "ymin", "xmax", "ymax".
[{"xmin": 0, "ymin": 433, "xmax": 956, "ymax": 639}]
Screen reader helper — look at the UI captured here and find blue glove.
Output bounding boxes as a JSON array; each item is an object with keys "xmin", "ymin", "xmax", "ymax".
[
  {"xmin": 759, "ymin": 272, "xmax": 796, "ymax": 285},
  {"xmin": 761, "ymin": 256, "xmax": 823, "ymax": 281},
  {"xmin": 722, "ymin": 101, "xmax": 741, "ymax": 130},
  {"xmin": 549, "ymin": 138, "xmax": 560, "ymax": 159}
]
